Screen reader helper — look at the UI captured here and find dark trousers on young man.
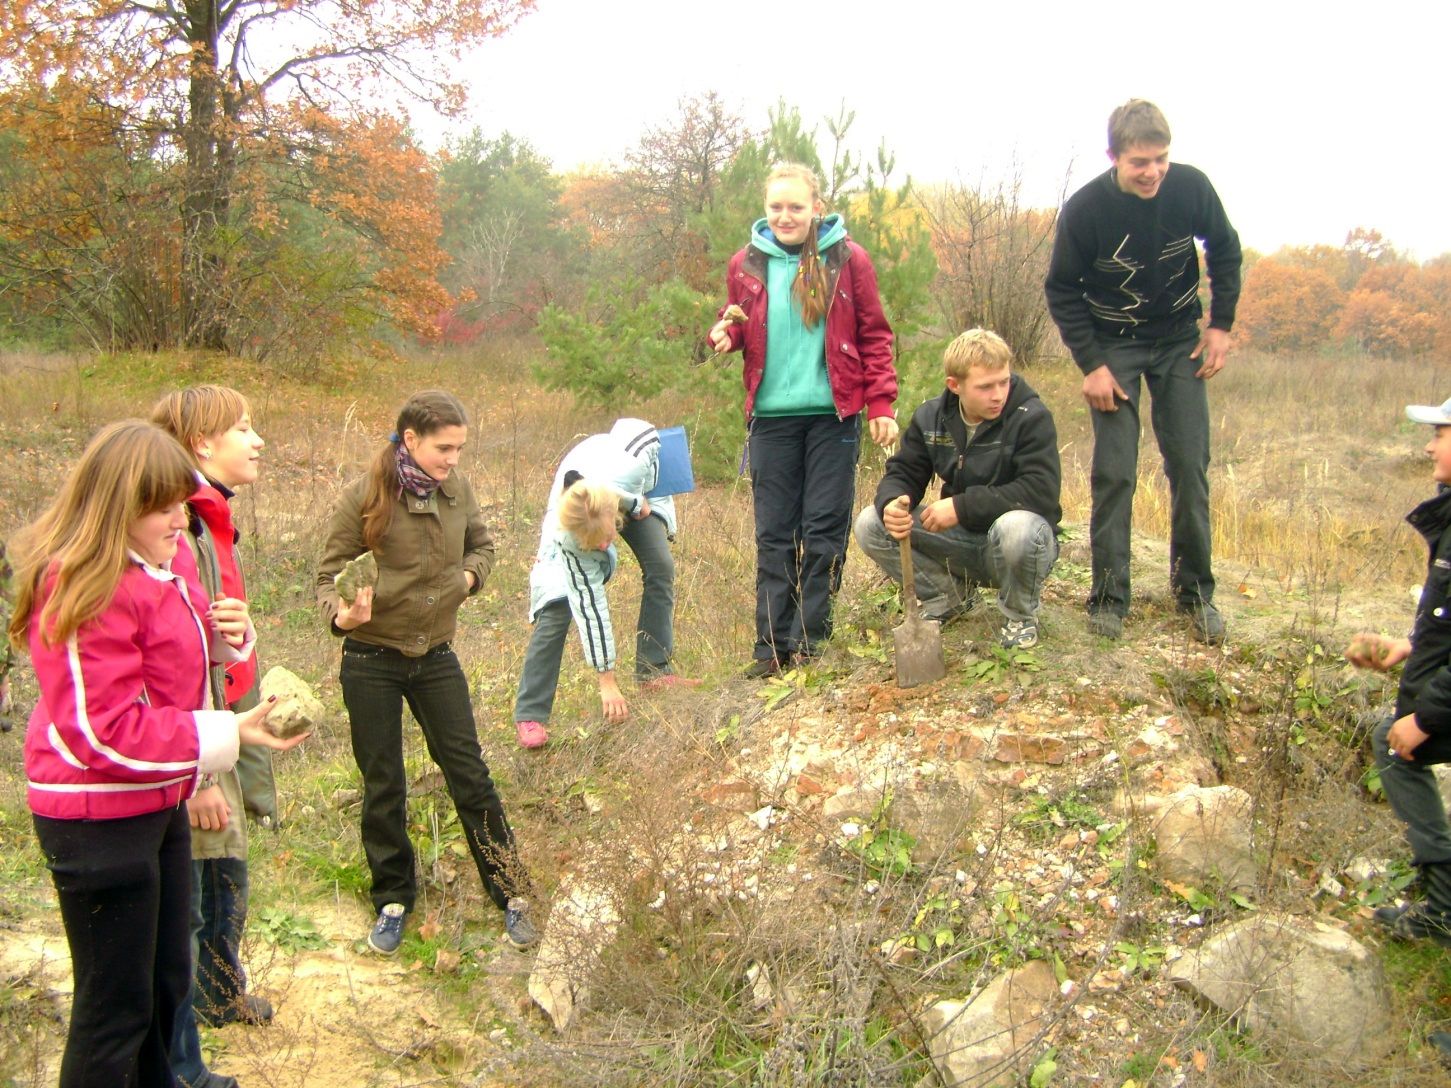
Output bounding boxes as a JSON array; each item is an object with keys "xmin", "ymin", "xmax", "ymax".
[
  {"xmin": 748, "ymin": 414, "xmax": 860, "ymax": 664},
  {"xmin": 1088, "ymin": 328, "xmax": 1214, "ymax": 618},
  {"xmin": 1374, "ymin": 716, "xmax": 1451, "ymax": 866},
  {"xmin": 341, "ymin": 639, "xmax": 520, "ymax": 914},
  {"xmin": 34, "ymin": 804, "xmax": 193, "ymax": 1088}
]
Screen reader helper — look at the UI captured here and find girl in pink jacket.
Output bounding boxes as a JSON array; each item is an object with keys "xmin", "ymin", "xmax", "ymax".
[{"xmin": 8, "ymin": 420, "xmax": 304, "ymax": 1088}]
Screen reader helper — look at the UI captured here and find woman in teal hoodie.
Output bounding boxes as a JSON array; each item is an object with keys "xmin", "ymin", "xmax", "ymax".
[{"xmin": 709, "ymin": 162, "xmax": 899, "ymax": 676}]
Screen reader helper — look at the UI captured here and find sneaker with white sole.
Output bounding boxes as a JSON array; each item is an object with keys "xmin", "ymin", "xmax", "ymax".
[
  {"xmin": 504, "ymin": 897, "xmax": 539, "ymax": 950},
  {"xmin": 999, "ymin": 619, "xmax": 1039, "ymax": 650},
  {"xmin": 367, "ymin": 903, "xmax": 407, "ymax": 955}
]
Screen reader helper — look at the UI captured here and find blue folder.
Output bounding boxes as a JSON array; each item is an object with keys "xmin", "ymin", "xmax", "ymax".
[{"xmin": 646, "ymin": 425, "xmax": 694, "ymax": 498}]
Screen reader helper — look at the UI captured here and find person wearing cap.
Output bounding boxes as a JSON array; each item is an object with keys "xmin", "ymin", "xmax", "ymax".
[
  {"xmin": 1346, "ymin": 395, "xmax": 1451, "ymax": 946},
  {"xmin": 1044, "ymin": 99, "xmax": 1241, "ymax": 645}
]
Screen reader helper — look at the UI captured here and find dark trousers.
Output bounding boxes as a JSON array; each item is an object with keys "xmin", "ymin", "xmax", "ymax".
[
  {"xmin": 748, "ymin": 414, "xmax": 860, "ymax": 661},
  {"xmin": 618, "ymin": 512, "xmax": 676, "ymax": 679},
  {"xmin": 34, "ymin": 805, "xmax": 192, "ymax": 1088},
  {"xmin": 1088, "ymin": 328, "xmax": 1214, "ymax": 616},
  {"xmin": 341, "ymin": 639, "xmax": 522, "ymax": 913},
  {"xmin": 170, "ymin": 856, "xmax": 248, "ymax": 1085},
  {"xmin": 1374, "ymin": 714, "xmax": 1451, "ymax": 865}
]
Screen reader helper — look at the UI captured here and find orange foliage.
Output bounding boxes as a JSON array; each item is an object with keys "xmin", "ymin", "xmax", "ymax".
[{"xmin": 1236, "ymin": 260, "xmax": 1344, "ymax": 353}]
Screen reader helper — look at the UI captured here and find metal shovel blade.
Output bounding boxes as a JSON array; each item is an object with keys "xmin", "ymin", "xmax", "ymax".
[{"xmin": 893, "ymin": 535, "xmax": 946, "ymax": 687}]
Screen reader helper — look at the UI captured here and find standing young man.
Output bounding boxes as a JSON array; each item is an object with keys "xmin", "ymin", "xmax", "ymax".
[{"xmin": 1044, "ymin": 99, "xmax": 1242, "ymax": 643}]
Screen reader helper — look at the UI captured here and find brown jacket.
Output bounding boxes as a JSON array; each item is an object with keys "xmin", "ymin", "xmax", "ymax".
[{"xmin": 317, "ymin": 472, "xmax": 495, "ymax": 655}]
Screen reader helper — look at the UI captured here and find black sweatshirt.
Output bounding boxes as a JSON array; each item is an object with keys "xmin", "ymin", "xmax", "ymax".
[
  {"xmin": 873, "ymin": 374, "xmax": 1061, "ymax": 534},
  {"xmin": 1044, "ymin": 163, "xmax": 1242, "ymax": 374}
]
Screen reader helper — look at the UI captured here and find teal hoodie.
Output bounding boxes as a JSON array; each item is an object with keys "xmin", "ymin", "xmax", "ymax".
[{"xmin": 749, "ymin": 213, "xmax": 848, "ymax": 418}]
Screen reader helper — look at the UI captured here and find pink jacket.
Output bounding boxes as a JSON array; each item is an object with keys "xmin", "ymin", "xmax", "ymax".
[
  {"xmin": 718, "ymin": 238, "xmax": 897, "ymax": 423},
  {"xmin": 23, "ymin": 547, "xmax": 243, "ymax": 820}
]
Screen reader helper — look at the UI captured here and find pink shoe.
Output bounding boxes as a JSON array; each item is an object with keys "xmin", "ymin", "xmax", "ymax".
[
  {"xmin": 515, "ymin": 720, "xmax": 548, "ymax": 749},
  {"xmin": 640, "ymin": 674, "xmax": 702, "ymax": 692}
]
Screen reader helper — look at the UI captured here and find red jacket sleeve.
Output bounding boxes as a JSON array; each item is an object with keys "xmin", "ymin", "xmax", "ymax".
[{"xmin": 847, "ymin": 244, "xmax": 898, "ymax": 419}]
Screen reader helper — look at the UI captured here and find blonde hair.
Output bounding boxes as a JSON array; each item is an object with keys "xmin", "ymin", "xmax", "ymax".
[
  {"xmin": 558, "ymin": 480, "xmax": 620, "ymax": 551},
  {"xmin": 361, "ymin": 390, "xmax": 468, "ymax": 553},
  {"xmin": 149, "ymin": 384, "xmax": 250, "ymax": 470},
  {"xmin": 765, "ymin": 163, "xmax": 830, "ymax": 328},
  {"xmin": 943, "ymin": 328, "xmax": 1013, "ymax": 380},
  {"xmin": 1108, "ymin": 99, "xmax": 1171, "ymax": 155},
  {"xmin": 9, "ymin": 421, "xmax": 196, "ymax": 651}
]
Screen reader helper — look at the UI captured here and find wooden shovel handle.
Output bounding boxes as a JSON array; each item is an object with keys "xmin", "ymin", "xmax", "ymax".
[{"xmin": 899, "ymin": 536, "xmax": 919, "ymax": 617}]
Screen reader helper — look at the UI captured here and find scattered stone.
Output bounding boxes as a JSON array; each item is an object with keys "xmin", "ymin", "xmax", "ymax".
[
  {"xmin": 259, "ymin": 666, "xmax": 325, "ymax": 739},
  {"xmin": 527, "ymin": 876, "xmax": 622, "ymax": 1033},
  {"xmin": 1168, "ymin": 914, "xmax": 1395, "ymax": 1070},
  {"xmin": 919, "ymin": 959, "xmax": 1058, "ymax": 1088},
  {"xmin": 1152, "ymin": 785, "xmax": 1257, "ymax": 893}
]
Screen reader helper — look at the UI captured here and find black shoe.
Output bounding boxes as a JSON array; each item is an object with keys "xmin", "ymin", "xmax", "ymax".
[
  {"xmin": 743, "ymin": 658, "xmax": 781, "ymax": 679},
  {"xmin": 1373, "ymin": 901, "xmax": 1451, "ymax": 947},
  {"xmin": 1178, "ymin": 600, "xmax": 1225, "ymax": 645},
  {"xmin": 1087, "ymin": 612, "xmax": 1123, "ymax": 640}
]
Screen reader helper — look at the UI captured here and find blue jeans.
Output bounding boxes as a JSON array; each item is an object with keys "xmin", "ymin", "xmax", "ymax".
[
  {"xmin": 1374, "ymin": 714, "xmax": 1451, "ymax": 866},
  {"xmin": 34, "ymin": 805, "xmax": 192, "ymax": 1088},
  {"xmin": 1088, "ymin": 329, "xmax": 1213, "ymax": 616},
  {"xmin": 513, "ymin": 598, "xmax": 573, "ymax": 725},
  {"xmin": 341, "ymin": 639, "xmax": 524, "ymax": 913},
  {"xmin": 171, "ymin": 856, "xmax": 248, "ymax": 1084},
  {"xmin": 748, "ymin": 414, "xmax": 860, "ymax": 661},
  {"xmin": 854, "ymin": 505, "xmax": 1058, "ymax": 624}
]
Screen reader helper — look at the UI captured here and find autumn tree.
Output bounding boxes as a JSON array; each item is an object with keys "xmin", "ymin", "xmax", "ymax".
[
  {"xmin": 1235, "ymin": 259, "xmax": 1345, "ymax": 353},
  {"xmin": 0, "ymin": 0, "xmax": 533, "ymax": 351},
  {"xmin": 921, "ymin": 168, "xmax": 1062, "ymax": 365}
]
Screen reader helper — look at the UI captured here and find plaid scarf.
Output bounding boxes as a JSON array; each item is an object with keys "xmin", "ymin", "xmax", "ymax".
[{"xmin": 395, "ymin": 443, "xmax": 441, "ymax": 499}]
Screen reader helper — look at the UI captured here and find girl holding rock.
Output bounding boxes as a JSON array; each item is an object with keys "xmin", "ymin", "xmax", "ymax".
[
  {"xmin": 9, "ymin": 420, "xmax": 304, "ymax": 1088},
  {"xmin": 317, "ymin": 390, "xmax": 537, "ymax": 955}
]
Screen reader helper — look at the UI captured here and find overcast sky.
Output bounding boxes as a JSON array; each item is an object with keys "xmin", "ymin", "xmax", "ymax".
[{"xmin": 424, "ymin": 0, "xmax": 1447, "ymax": 259}]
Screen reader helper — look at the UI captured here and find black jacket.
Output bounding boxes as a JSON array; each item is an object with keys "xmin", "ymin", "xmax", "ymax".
[
  {"xmin": 1397, "ymin": 487, "xmax": 1451, "ymax": 733},
  {"xmin": 873, "ymin": 374, "xmax": 1061, "ymax": 534}
]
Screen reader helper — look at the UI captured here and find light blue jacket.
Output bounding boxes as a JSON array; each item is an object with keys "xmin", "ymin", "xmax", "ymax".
[{"xmin": 527, "ymin": 419, "xmax": 677, "ymax": 671}]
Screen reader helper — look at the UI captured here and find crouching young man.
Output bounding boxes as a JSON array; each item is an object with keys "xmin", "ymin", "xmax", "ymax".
[
  {"xmin": 1346, "ymin": 396, "xmax": 1451, "ymax": 946},
  {"xmin": 853, "ymin": 329, "xmax": 1061, "ymax": 649}
]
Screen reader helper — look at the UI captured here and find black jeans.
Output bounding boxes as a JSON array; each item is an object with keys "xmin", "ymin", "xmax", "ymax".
[
  {"xmin": 747, "ymin": 414, "xmax": 860, "ymax": 661},
  {"xmin": 34, "ymin": 805, "xmax": 192, "ymax": 1088},
  {"xmin": 341, "ymin": 639, "xmax": 523, "ymax": 913},
  {"xmin": 1088, "ymin": 328, "xmax": 1214, "ymax": 616}
]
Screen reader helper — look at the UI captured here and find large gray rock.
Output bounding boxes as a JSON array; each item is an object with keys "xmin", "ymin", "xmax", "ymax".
[
  {"xmin": 1168, "ymin": 913, "xmax": 1395, "ymax": 1069},
  {"xmin": 918, "ymin": 959, "xmax": 1058, "ymax": 1087},
  {"xmin": 259, "ymin": 666, "xmax": 325, "ymax": 739},
  {"xmin": 1153, "ymin": 785, "xmax": 1257, "ymax": 893},
  {"xmin": 527, "ymin": 876, "xmax": 621, "ymax": 1033}
]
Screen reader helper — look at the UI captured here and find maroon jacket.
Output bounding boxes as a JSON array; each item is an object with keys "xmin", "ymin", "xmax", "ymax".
[{"xmin": 717, "ymin": 237, "xmax": 897, "ymax": 423}]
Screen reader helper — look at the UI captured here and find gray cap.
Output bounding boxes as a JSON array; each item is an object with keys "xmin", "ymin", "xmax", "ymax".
[{"xmin": 1406, "ymin": 397, "xmax": 1451, "ymax": 426}]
